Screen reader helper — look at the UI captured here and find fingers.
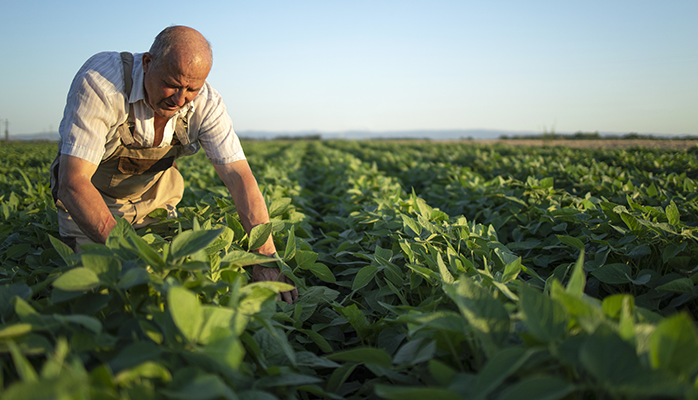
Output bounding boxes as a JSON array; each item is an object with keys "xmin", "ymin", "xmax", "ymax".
[
  {"xmin": 281, "ymin": 290, "xmax": 293, "ymax": 305},
  {"xmin": 251, "ymin": 264, "xmax": 298, "ymax": 304}
]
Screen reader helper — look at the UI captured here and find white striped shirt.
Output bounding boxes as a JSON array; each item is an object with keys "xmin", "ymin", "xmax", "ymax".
[{"xmin": 58, "ymin": 51, "xmax": 245, "ymax": 165}]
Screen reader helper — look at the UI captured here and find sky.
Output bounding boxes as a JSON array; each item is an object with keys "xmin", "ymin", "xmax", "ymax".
[{"xmin": 1, "ymin": 0, "xmax": 696, "ymax": 137}]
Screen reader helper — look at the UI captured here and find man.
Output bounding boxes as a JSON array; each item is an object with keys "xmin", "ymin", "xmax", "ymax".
[{"xmin": 51, "ymin": 26, "xmax": 297, "ymax": 303}]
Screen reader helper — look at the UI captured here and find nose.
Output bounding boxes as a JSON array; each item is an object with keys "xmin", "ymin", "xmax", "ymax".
[{"xmin": 172, "ymin": 89, "xmax": 186, "ymax": 107}]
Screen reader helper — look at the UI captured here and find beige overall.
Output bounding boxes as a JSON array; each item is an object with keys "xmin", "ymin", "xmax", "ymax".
[{"xmin": 51, "ymin": 53, "xmax": 191, "ymax": 251}]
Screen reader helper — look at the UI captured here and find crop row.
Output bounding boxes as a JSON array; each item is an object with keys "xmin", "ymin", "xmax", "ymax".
[{"xmin": 1, "ymin": 140, "xmax": 697, "ymax": 399}]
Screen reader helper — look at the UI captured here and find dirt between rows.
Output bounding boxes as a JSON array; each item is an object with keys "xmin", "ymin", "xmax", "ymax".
[{"xmin": 472, "ymin": 139, "xmax": 698, "ymax": 151}]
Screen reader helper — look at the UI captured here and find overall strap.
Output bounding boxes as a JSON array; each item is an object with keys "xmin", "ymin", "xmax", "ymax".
[
  {"xmin": 119, "ymin": 52, "xmax": 136, "ymax": 146},
  {"xmin": 173, "ymin": 113, "xmax": 191, "ymax": 145}
]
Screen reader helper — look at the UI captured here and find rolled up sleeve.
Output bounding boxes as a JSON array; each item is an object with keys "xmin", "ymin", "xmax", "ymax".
[
  {"xmin": 58, "ymin": 53, "xmax": 124, "ymax": 165},
  {"xmin": 193, "ymin": 84, "xmax": 246, "ymax": 165}
]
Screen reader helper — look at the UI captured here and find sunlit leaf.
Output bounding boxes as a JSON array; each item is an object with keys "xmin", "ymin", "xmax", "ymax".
[{"xmin": 53, "ymin": 268, "xmax": 100, "ymax": 292}]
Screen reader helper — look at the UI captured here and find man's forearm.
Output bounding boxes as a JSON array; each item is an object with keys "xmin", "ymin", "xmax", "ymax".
[
  {"xmin": 232, "ymin": 186, "xmax": 275, "ymax": 255},
  {"xmin": 58, "ymin": 155, "xmax": 116, "ymax": 244},
  {"xmin": 214, "ymin": 160, "xmax": 296, "ymax": 303},
  {"xmin": 59, "ymin": 182, "xmax": 116, "ymax": 244},
  {"xmin": 214, "ymin": 160, "xmax": 277, "ymax": 256}
]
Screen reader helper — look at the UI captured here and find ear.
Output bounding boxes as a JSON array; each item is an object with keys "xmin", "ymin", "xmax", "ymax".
[{"xmin": 142, "ymin": 53, "xmax": 152, "ymax": 73}]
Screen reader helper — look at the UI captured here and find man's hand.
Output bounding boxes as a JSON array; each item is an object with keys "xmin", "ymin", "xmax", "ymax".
[{"xmin": 252, "ymin": 264, "xmax": 299, "ymax": 304}]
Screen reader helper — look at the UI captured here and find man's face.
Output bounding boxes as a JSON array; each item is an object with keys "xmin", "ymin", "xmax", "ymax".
[{"xmin": 142, "ymin": 52, "xmax": 209, "ymax": 119}]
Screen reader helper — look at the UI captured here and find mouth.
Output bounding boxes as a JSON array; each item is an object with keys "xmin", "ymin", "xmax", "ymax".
[{"xmin": 162, "ymin": 101, "xmax": 179, "ymax": 111}]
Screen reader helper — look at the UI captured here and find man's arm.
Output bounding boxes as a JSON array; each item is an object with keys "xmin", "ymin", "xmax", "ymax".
[
  {"xmin": 213, "ymin": 160, "xmax": 298, "ymax": 304},
  {"xmin": 57, "ymin": 154, "xmax": 116, "ymax": 244}
]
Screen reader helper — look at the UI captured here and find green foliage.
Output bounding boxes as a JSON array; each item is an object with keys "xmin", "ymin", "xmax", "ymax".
[{"xmin": 2, "ymin": 140, "xmax": 698, "ymax": 399}]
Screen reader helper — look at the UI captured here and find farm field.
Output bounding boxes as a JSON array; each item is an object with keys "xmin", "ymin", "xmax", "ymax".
[{"xmin": 1, "ymin": 139, "xmax": 698, "ymax": 399}]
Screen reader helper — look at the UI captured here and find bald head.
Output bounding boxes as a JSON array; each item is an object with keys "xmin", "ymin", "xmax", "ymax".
[
  {"xmin": 148, "ymin": 26, "xmax": 212, "ymax": 72},
  {"xmin": 141, "ymin": 26, "xmax": 212, "ymax": 119}
]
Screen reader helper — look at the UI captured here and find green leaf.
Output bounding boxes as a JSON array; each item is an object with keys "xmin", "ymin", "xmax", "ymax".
[
  {"xmin": 566, "ymin": 250, "xmax": 586, "ymax": 296},
  {"xmin": 352, "ymin": 265, "xmax": 378, "ymax": 291},
  {"xmin": 590, "ymin": 263, "xmax": 632, "ymax": 284},
  {"xmin": 656, "ymin": 277, "xmax": 694, "ymax": 293},
  {"xmin": 662, "ymin": 242, "xmax": 686, "ymax": 264},
  {"xmin": 374, "ymin": 385, "xmax": 462, "ymax": 400},
  {"xmin": 48, "ymin": 234, "xmax": 77, "ymax": 266},
  {"xmin": 557, "ymin": 235, "xmax": 585, "ymax": 251},
  {"xmin": 221, "ymin": 250, "xmax": 276, "ymax": 267},
  {"xmin": 126, "ymin": 231, "xmax": 165, "ymax": 271},
  {"xmin": 443, "ymin": 277, "xmax": 510, "ymax": 355},
  {"xmin": 52, "ymin": 268, "xmax": 101, "ymax": 292},
  {"xmin": 309, "ymin": 263, "xmax": 336, "ymax": 283},
  {"xmin": 168, "ymin": 286, "xmax": 203, "ymax": 343},
  {"xmin": 226, "ymin": 214, "xmax": 246, "ymax": 242},
  {"xmin": 108, "ymin": 215, "xmax": 135, "ymax": 239},
  {"xmin": 428, "ymin": 359, "xmax": 456, "ymax": 386},
  {"xmin": 298, "ymin": 329, "xmax": 334, "ymax": 353},
  {"xmin": 201, "ymin": 328, "xmax": 246, "ymax": 370},
  {"xmin": 268, "ymin": 197, "xmax": 292, "ymax": 218},
  {"xmin": 205, "ymin": 226, "xmax": 234, "ymax": 255},
  {"xmin": 579, "ymin": 326, "xmax": 640, "ymax": 385},
  {"xmin": 117, "ymin": 267, "xmax": 151, "ymax": 289},
  {"xmin": 647, "ymin": 183, "xmax": 658, "ymax": 197},
  {"xmin": 666, "ymin": 200, "xmax": 680, "ymax": 226},
  {"xmin": 238, "ymin": 283, "xmax": 289, "ymax": 315},
  {"xmin": 82, "ymin": 254, "xmax": 120, "ymax": 287},
  {"xmin": 502, "ymin": 257, "xmax": 522, "ymax": 283},
  {"xmin": 248, "ymin": 223, "xmax": 272, "ymax": 251},
  {"xmin": 283, "ymin": 228, "xmax": 297, "ymax": 261},
  {"xmin": 401, "ymin": 214, "xmax": 422, "ymax": 236},
  {"xmin": 602, "ymin": 294, "xmax": 635, "ymax": 319},
  {"xmin": 326, "ymin": 347, "xmax": 392, "ymax": 368},
  {"xmin": 254, "ymin": 373, "xmax": 322, "ymax": 389},
  {"xmin": 649, "ymin": 313, "xmax": 698, "ymax": 380},
  {"xmin": 326, "ymin": 363, "xmax": 357, "ymax": 394},
  {"xmin": 7, "ymin": 341, "xmax": 38, "ymax": 382},
  {"xmin": 0, "ymin": 323, "xmax": 32, "ymax": 339},
  {"xmin": 243, "ymin": 281, "xmax": 296, "ymax": 295},
  {"xmin": 472, "ymin": 347, "xmax": 533, "ymax": 398},
  {"xmin": 374, "ymin": 246, "xmax": 393, "ymax": 263},
  {"xmin": 198, "ymin": 307, "xmax": 237, "ymax": 343},
  {"xmin": 620, "ymin": 213, "xmax": 642, "ymax": 232},
  {"xmin": 393, "ymin": 338, "xmax": 436, "ymax": 366},
  {"xmin": 294, "ymin": 250, "xmax": 318, "ymax": 269},
  {"xmin": 436, "ymin": 253, "xmax": 454, "ymax": 284},
  {"xmin": 54, "ymin": 314, "xmax": 102, "ymax": 334},
  {"xmin": 0, "ymin": 282, "xmax": 32, "ymax": 317},
  {"xmin": 519, "ymin": 284, "xmax": 568, "ymax": 343},
  {"xmin": 161, "ymin": 373, "xmax": 237, "ymax": 400},
  {"xmin": 497, "ymin": 376, "xmax": 575, "ymax": 400},
  {"xmin": 170, "ymin": 228, "xmax": 224, "ymax": 260},
  {"xmin": 114, "ymin": 361, "xmax": 172, "ymax": 385},
  {"xmin": 333, "ymin": 304, "xmax": 370, "ymax": 340},
  {"xmin": 255, "ymin": 319, "xmax": 297, "ymax": 367}
]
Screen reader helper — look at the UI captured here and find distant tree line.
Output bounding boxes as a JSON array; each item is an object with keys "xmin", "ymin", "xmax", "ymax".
[
  {"xmin": 499, "ymin": 131, "xmax": 698, "ymax": 140},
  {"xmin": 240, "ymin": 134, "xmax": 323, "ymax": 141}
]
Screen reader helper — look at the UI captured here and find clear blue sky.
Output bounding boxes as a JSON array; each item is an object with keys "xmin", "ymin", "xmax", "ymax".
[{"xmin": 2, "ymin": 0, "xmax": 696, "ymax": 136}]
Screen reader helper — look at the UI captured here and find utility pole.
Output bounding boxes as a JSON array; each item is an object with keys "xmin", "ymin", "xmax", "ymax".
[{"xmin": 0, "ymin": 119, "xmax": 6, "ymax": 145}]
